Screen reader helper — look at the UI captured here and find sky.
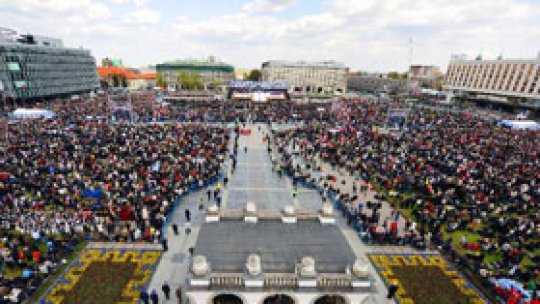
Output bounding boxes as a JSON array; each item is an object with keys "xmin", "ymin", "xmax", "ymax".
[{"xmin": 1, "ymin": 0, "xmax": 540, "ymax": 72}]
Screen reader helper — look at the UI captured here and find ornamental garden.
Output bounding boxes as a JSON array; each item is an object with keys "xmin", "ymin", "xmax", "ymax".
[
  {"xmin": 41, "ymin": 245, "xmax": 161, "ymax": 304},
  {"xmin": 369, "ymin": 253, "xmax": 487, "ymax": 304}
]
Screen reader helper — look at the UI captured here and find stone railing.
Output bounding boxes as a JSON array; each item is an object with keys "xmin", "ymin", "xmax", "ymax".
[
  {"xmin": 210, "ymin": 273, "xmax": 244, "ymax": 287},
  {"xmin": 264, "ymin": 274, "xmax": 298, "ymax": 288},
  {"xmin": 317, "ymin": 274, "xmax": 352, "ymax": 289}
]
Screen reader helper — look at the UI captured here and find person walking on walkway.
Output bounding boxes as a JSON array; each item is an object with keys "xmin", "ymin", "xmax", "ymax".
[
  {"xmin": 172, "ymin": 223, "xmax": 179, "ymax": 236},
  {"xmin": 199, "ymin": 196, "xmax": 205, "ymax": 211},
  {"xmin": 140, "ymin": 289, "xmax": 149, "ymax": 304},
  {"xmin": 185, "ymin": 222, "xmax": 191, "ymax": 235},
  {"xmin": 150, "ymin": 289, "xmax": 159, "ymax": 304},
  {"xmin": 162, "ymin": 281, "xmax": 171, "ymax": 300},
  {"xmin": 161, "ymin": 238, "xmax": 168, "ymax": 252},
  {"xmin": 184, "ymin": 209, "xmax": 191, "ymax": 222},
  {"xmin": 216, "ymin": 195, "xmax": 222, "ymax": 208}
]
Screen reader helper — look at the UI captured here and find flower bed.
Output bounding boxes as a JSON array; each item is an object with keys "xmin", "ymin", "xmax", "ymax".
[
  {"xmin": 41, "ymin": 247, "xmax": 161, "ymax": 304},
  {"xmin": 369, "ymin": 253, "xmax": 487, "ymax": 304}
]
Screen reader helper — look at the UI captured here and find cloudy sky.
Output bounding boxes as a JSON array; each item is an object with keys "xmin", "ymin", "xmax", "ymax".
[{"xmin": 1, "ymin": 0, "xmax": 539, "ymax": 72}]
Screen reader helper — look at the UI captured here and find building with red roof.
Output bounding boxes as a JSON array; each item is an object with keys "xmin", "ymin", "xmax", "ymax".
[{"xmin": 97, "ymin": 66, "xmax": 156, "ymax": 91}]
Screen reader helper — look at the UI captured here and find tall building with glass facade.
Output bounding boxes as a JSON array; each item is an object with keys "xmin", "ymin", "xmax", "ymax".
[{"xmin": 0, "ymin": 30, "xmax": 98, "ymax": 101}]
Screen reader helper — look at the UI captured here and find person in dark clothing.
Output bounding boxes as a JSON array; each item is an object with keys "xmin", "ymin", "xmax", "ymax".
[
  {"xmin": 140, "ymin": 289, "xmax": 149, "ymax": 304},
  {"xmin": 162, "ymin": 281, "xmax": 171, "ymax": 300},
  {"xmin": 216, "ymin": 195, "xmax": 222, "ymax": 208},
  {"xmin": 176, "ymin": 287, "xmax": 183, "ymax": 304},
  {"xmin": 172, "ymin": 223, "xmax": 179, "ymax": 236},
  {"xmin": 184, "ymin": 209, "xmax": 191, "ymax": 222},
  {"xmin": 161, "ymin": 238, "xmax": 168, "ymax": 252},
  {"xmin": 150, "ymin": 289, "xmax": 159, "ymax": 304},
  {"xmin": 387, "ymin": 284, "xmax": 399, "ymax": 299}
]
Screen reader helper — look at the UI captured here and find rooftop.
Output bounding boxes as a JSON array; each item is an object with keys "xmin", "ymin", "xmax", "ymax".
[
  {"xmin": 194, "ymin": 219, "xmax": 356, "ymax": 273},
  {"xmin": 97, "ymin": 66, "xmax": 156, "ymax": 80},
  {"xmin": 262, "ymin": 60, "xmax": 348, "ymax": 69},
  {"xmin": 157, "ymin": 58, "xmax": 234, "ymax": 71}
]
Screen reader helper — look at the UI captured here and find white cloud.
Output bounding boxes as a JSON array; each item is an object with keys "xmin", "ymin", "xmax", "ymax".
[
  {"xmin": 0, "ymin": 0, "xmax": 539, "ymax": 71},
  {"xmin": 0, "ymin": 0, "xmax": 112, "ymax": 19},
  {"xmin": 242, "ymin": 0, "xmax": 296, "ymax": 14},
  {"xmin": 108, "ymin": 0, "xmax": 148, "ymax": 6},
  {"xmin": 122, "ymin": 7, "xmax": 160, "ymax": 25}
]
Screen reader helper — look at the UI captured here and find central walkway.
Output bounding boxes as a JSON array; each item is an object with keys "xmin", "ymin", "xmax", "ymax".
[
  {"xmin": 148, "ymin": 123, "xmax": 391, "ymax": 304},
  {"xmin": 223, "ymin": 125, "xmax": 323, "ymax": 211}
]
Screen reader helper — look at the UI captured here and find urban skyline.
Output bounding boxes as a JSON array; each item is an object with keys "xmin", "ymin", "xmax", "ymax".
[{"xmin": 2, "ymin": 0, "xmax": 540, "ymax": 72}]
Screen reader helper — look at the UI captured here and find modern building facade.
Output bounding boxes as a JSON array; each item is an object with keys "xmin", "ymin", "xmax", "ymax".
[
  {"xmin": 156, "ymin": 57, "xmax": 234, "ymax": 89},
  {"xmin": 443, "ymin": 55, "xmax": 540, "ymax": 110},
  {"xmin": 0, "ymin": 29, "xmax": 98, "ymax": 100},
  {"xmin": 261, "ymin": 61, "xmax": 348, "ymax": 95}
]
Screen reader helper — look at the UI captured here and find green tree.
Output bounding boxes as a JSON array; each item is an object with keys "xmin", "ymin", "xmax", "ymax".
[
  {"xmin": 210, "ymin": 78, "xmax": 222, "ymax": 90},
  {"xmin": 387, "ymin": 71, "xmax": 401, "ymax": 80},
  {"xmin": 156, "ymin": 73, "xmax": 167, "ymax": 87},
  {"xmin": 178, "ymin": 71, "xmax": 202, "ymax": 90},
  {"xmin": 111, "ymin": 74, "xmax": 120, "ymax": 87},
  {"xmin": 120, "ymin": 75, "xmax": 127, "ymax": 88},
  {"xmin": 246, "ymin": 69, "xmax": 261, "ymax": 81}
]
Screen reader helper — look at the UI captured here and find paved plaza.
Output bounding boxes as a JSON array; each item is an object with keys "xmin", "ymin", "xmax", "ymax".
[{"xmin": 148, "ymin": 124, "xmax": 397, "ymax": 304}]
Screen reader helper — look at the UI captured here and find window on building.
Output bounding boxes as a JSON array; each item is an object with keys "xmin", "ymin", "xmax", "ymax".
[
  {"xmin": 7, "ymin": 62, "xmax": 20, "ymax": 71},
  {"xmin": 14, "ymin": 80, "xmax": 27, "ymax": 88}
]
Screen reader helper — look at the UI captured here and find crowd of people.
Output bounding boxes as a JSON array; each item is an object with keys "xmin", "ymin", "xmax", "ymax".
[
  {"xmin": 273, "ymin": 97, "xmax": 539, "ymax": 302},
  {"xmin": 0, "ymin": 96, "xmax": 229, "ymax": 302},
  {"xmin": 0, "ymin": 92, "xmax": 538, "ymax": 302}
]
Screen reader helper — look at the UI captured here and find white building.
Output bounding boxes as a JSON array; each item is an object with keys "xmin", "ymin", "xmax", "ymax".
[
  {"xmin": 261, "ymin": 61, "xmax": 348, "ymax": 95},
  {"xmin": 443, "ymin": 54, "xmax": 540, "ymax": 110}
]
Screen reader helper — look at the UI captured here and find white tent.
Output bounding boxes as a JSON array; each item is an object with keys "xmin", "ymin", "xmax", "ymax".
[
  {"xmin": 498, "ymin": 120, "xmax": 540, "ymax": 130},
  {"xmin": 12, "ymin": 108, "xmax": 55, "ymax": 119}
]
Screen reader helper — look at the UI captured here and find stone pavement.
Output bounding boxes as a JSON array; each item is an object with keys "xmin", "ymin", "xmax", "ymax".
[{"xmin": 147, "ymin": 123, "xmax": 402, "ymax": 304}]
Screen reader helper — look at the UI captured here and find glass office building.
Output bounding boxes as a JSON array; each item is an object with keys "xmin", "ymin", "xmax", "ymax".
[{"xmin": 0, "ymin": 33, "xmax": 98, "ymax": 100}]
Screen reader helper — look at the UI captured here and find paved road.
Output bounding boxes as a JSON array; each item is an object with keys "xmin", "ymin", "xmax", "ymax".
[{"xmin": 147, "ymin": 123, "xmax": 393, "ymax": 304}]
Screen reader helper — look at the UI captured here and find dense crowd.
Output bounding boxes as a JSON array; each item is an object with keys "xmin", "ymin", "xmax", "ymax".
[
  {"xmin": 0, "ymin": 96, "xmax": 229, "ymax": 302},
  {"xmin": 0, "ymin": 92, "xmax": 538, "ymax": 302},
  {"xmin": 274, "ymin": 97, "xmax": 539, "ymax": 300}
]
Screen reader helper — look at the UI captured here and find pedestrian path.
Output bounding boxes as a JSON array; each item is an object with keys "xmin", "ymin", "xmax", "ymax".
[
  {"xmin": 148, "ymin": 123, "xmax": 401, "ymax": 304},
  {"xmin": 147, "ymin": 124, "xmax": 324, "ymax": 302}
]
